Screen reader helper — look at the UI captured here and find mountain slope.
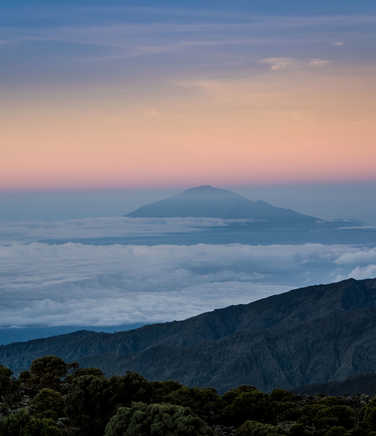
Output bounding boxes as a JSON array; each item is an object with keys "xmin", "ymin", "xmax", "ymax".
[
  {"xmin": 295, "ymin": 373, "xmax": 376, "ymax": 396},
  {"xmin": 1, "ymin": 278, "xmax": 376, "ymax": 392},
  {"xmin": 127, "ymin": 185, "xmax": 318, "ymax": 223}
]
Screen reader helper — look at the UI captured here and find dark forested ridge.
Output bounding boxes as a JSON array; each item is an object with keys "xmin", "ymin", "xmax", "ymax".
[
  {"xmin": 2, "ymin": 356, "xmax": 376, "ymax": 436},
  {"xmin": 1, "ymin": 278, "xmax": 376, "ymax": 392},
  {"xmin": 295, "ymin": 374, "xmax": 376, "ymax": 397}
]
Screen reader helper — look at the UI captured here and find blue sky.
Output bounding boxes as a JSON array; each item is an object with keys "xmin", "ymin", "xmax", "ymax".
[{"xmin": 2, "ymin": 0, "xmax": 376, "ymax": 88}]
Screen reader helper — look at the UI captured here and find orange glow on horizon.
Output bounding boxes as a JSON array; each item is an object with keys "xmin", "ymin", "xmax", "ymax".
[{"xmin": 1, "ymin": 68, "xmax": 376, "ymax": 191}]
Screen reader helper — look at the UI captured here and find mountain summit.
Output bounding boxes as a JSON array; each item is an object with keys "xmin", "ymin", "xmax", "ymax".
[{"xmin": 127, "ymin": 185, "xmax": 317, "ymax": 222}]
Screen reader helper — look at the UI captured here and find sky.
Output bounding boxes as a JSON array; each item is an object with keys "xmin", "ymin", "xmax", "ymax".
[{"xmin": 1, "ymin": 1, "xmax": 376, "ymax": 191}]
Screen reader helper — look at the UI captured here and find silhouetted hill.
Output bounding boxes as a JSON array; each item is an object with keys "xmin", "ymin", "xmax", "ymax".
[
  {"xmin": 0, "ymin": 324, "xmax": 145, "ymax": 345},
  {"xmin": 127, "ymin": 185, "xmax": 318, "ymax": 223},
  {"xmin": 1, "ymin": 278, "xmax": 376, "ymax": 392}
]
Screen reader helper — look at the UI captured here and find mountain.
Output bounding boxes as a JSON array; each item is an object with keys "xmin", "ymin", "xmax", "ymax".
[
  {"xmin": 1, "ymin": 278, "xmax": 376, "ymax": 392},
  {"xmin": 127, "ymin": 185, "xmax": 318, "ymax": 223},
  {"xmin": 295, "ymin": 373, "xmax": 376, "ymax": 396}
]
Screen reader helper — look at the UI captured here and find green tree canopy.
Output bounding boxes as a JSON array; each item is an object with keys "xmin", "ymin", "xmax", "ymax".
[
  {"xmin": 0, "ymin": 409, "xmax": 63, "ymax": 436},
  {"xmin": 104, "ymin": 402, "xmax": 214, "ymax": 436},
  {"xmin": 236, "ymin": 420, "xmax": 283, "ymax": 436},
  {"xmin": 30, "ymin": 388, "xmax": 65, "ymax": 420},
  {"xmin": 29, "ymin": 356, "xmax": 68, "ymax": 391}
]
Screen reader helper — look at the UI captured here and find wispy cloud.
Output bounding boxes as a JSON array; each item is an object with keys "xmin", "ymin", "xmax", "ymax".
[
  {"xmin": 260, "ymin": 57, "xmax": 330, "ymax": 71},
  {"xmin": 259, "ymin": 57, "xmax": 296, "ymax": 71},
  {"xmin": 309, "ymin": 58, "xmax": 330, "ymax": 67},
  {"xmin": 1, "ymin": 10, "xmax": 374, "ymax": 92}
]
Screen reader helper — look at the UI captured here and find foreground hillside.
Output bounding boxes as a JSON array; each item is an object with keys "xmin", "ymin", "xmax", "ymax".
[
  {"xmin": 1, "ymin": 278, "xmax": 376, "ymax": 392},
  {"xmin": 1, "ymin": 356, "xmax": 376, "ymax": 436}
]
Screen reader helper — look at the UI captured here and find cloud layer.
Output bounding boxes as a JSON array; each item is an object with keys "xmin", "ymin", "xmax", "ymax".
[
  {"xmin": 1, "ymin": 218, "xmax": 375, "ymax": 328},
  {"xmin": 0, "ymin": 217, "xmax": 229, "ymax": 243}
]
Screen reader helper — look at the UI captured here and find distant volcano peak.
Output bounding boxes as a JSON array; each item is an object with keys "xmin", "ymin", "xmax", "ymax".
[
  {"xmin": 127, "ymin": 185, "xmax": 317, "ymax": 222},
  {"xmin": 182, "ymin": 185, "xmax": 232, "ymax": 196},
  {"xmin": 184, "ymin": 185, "xmax": 216, "ymax": 192}
]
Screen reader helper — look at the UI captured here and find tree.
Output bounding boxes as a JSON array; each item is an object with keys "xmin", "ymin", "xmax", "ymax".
[
  {"xmin": 0, "ymin": 365, "xmax": 19, "ymax": 406},
  {"xmin": 30, "ymin": 388, "xmax": 65, "ymax": 420},
  {"xmin": 73, "ymin": 367, "xmax": 104, "ymax": 378},
  {"xmin": 289, "ymin": 423, "xmax": 313, "ymax": 436},
  {"xmin": 164, "ymin": 386, "xmax": 222, "ymax": 423},
  {"xmin": 65, "ymin": 374, "xmax": 114, "ymax": 436},
  {"xmin": 0, "ymin": 366, "xmax": 13, "ymax": 394},
  {"xmin": 29, "ymin": 356, "xmax": 68, "ymax": 391},
  {"xmin": 104, "ymin": 402, "xmax": 214, "ymax": 436},
  {"xmin": 150, "ymin": 380, "xmax": 182, "ymax": 403},
  {"xmin": 222, "ymin": 389, "xmax": 272, "ymax": 426},
  {"xmin": 324, "ymin": 426, "xmax": 348, "ymax": 436},
  {"xmin": 314, "ymin": 405, "xmax": 356, "ymax": 431},
  {"xmin": 364, "ymin": 404, "xmax": 376, "ymax": 430},
  {"xmin": 270, "ymin": 389, "xmax": 297, "ymax": 403},
  {"xmin": 0, "ymin": 409, "xmax": 63, "ymax": 436},
  {"xmin": 110, "ymin": 371, "xmax": 152, "ymax": 406},
  {"xmin": 236, "ymin": 420, "xmax": 283, "ymax": 436}
]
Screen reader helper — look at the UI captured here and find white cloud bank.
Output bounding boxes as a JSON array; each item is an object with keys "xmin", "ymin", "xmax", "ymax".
[{"xmin": 0, "ymin": 239, "xmax": 375, "ymax": 327}]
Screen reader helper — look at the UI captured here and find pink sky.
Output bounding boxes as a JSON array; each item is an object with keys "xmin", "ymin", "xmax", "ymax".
[{"xmin": 2, "ymin": 66, "xmax": 375, "ymax": 191}]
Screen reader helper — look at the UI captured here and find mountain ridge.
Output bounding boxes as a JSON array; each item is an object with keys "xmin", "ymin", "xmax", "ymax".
[{"xmin": 2, "ymin": 278, "xmax": 376, "ymax": 391}]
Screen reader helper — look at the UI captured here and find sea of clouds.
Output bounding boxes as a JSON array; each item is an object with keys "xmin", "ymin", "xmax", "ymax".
[{"xmin": 1, "ymin": 217, "xmax": 376, "ymax": 327}]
